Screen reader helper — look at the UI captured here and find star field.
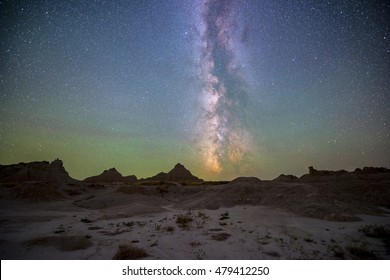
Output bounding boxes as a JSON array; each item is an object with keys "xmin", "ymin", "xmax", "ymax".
[{"xmin": 1, "ymin": 0, "xmax": 389, "ymax": 180}]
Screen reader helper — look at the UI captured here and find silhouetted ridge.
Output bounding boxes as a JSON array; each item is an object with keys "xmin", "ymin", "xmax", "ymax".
[
  {"xmin": 0, "ymin": 158, "xmax": 77, "ymax": 183},
  {"xmin": 84, "ymin": 168, "xmax": 137, "ymax": 184},
  {"xmin": 273, "ymin": 174, "xmax": 299, "ymax": 182},
  {"xmin": 141, "ymin": 163, "xmax": 203, "ymax": 183}
]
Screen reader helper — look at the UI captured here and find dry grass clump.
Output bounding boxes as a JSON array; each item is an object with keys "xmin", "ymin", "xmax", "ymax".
[
  {"xmin": 176, "ymin": 214, "xmax": 193, "ymax": 229},
  {"xmin": 113, "ymin": 244, "xmax": 149, "ymax": 260},
  {"xmin": 359, "ymin": 224, "xmax": 390, "ymax": 238},
  {"xmin": 359, "ymin": 224, "xmax": 390, "ymax": 252},
  {"xmin": 165, "ymin": 226, "xmax": 175, "ymax": 233},
  {"xmin": 211, "ymin": 233, "xmax": 231, "ymax": 241},
  {"xmin": 347, "ymin": 244, "xmax": 377, "ymax": 260}
]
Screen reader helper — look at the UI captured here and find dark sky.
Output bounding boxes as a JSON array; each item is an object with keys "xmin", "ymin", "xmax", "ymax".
[{"xmin": 1, "ymin": 0, "xmax": 389, "ymax": 180}]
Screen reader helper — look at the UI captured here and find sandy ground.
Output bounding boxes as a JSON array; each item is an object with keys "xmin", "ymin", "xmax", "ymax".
[{"xmin": 0, "ymin": 183, "xmax": 389, "ymax": 260}]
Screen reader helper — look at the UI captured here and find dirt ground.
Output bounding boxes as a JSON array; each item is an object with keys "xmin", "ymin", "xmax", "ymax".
[{"xmin": 0, "ymin": 180, "xmax": 389, "ymax": 260}]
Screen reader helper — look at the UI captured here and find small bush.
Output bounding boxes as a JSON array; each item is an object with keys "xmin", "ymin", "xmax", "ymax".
[
  {"xmin": 359, "ymin": 224, "xmax": 390, "ymax": 238},
  {"xmin": 196, "ymin": 248, "xmax": 205, "ymax": 259},
  {"xmin": 81, "ymin": 218, "xmax": 92, "ymax": 223},
  {"xmin": 219, "ymin": 211, "xmax": 230, "ymax": 220},
  {"xmin": 165, "ymin": 226, "xmax": 175, "ymax": 233},
  {"xmin": 113, "ymin": 244, "xmax": 149, "ymax": 260},
  {"xmin": 122, "ymin": 221, "xmax": 134, "ymax": 228},
  {"xmin": 211, "ymin": 233, "xmax": 231, "ymax": 241},
  {"xmin": 328, "ymin": 244, "xmax": 345, "ymax": 259},
  {"xmin": 347, "ymin": 245, "xmax": 377, "ymax": 260},
  {"xmin": 359, "ymin": 224, "xmax": 390, "ymax": 252},
  {"xmin": 190, "ymin": 240, "xmax": 201, "ymax": 247},
  {"xmin": 176, "ymin": 214, "xmax": 193, "ymax": 229},
  {"xmin": 195, "ymin": 211, "xmax": 209, "ymax": 228}
]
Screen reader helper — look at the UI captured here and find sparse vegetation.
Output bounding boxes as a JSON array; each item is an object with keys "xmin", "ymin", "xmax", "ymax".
[
  {"xmin": 136, "ymin": 181, "xmax": 176, "ymax": 187},
  {"xmin": 176, "ymin": 214, "xmax": 193, "ymax": 230},
  {"xmin": 122, "ymin": 221, "xmax": 134, "ymax": 228},
  {"xmin": 347, "ymin": 244, "xmax": 377, "ymax": 259},
  {"xmin": 359, "ymin": 224, "xmax": 390, "ymax": 238},
  {"xmin": 211, "ymin": 233, "xmax": 231, "ymax": 241},
  {"xmin": 113, "ymin": 244, "xmax": 149, "ymax": 260},
  {"xmin": 88, "ymin": 226, "xmax": 101, "ymax": 230},
  {"xmin": 164, "ymin": 226, "xmax": 175, "ymax": 233},
  {"xmin": 156, "ymin": 186, "xmax": 170, "ymax": 196},
  {"xmin": 54, "ymin": 225, "xmax": 65, "ymax": 234},
  {"xmin": 190, "ymin": 240, "xmax": 201, "ymax": 247},
  {"xmin": 359, "ymin": 224, "xmax": 390, "ymax": 252},
  {"xmin": 136, "ymin": 221, "xmax": 146, "ymax": 227},
  {"xmin": 81, "ymin": 217, "xmax": 92, "ymax": 223},
  {"xmin": 265, "ymin": 251, "xmax": 280, "ymax": 258},
  {"xmin": 195, "ymin": 248, "xmax": 205, "ymax": 259},
  {"xmin": 328, "ymin": 243, "xmax": 345, "ymax": 259},
  {"xmin": 219, "ymin": 211, "xmax": 230, "ymax": 220},
  {"xmin": 195, "ymin": 211, "xmax": 209, "ymax": 228}
]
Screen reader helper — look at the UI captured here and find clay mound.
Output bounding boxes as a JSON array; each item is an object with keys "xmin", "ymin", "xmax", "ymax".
[
  {"xmin": 300, "ymin": 166, "xmax": 356, "ymax": 182},
  {"xmin": 84, "ymin": 168, "xmax": 137, "ymax": 184},
  {"xmin": 141, "ymin": 163, "xmax": 203, "ymax": 183},
  {"xmin": 0, "ymin": 159, "xmax": 77, "ymax": 183},
  {"xmin": 24, "ymin": 235, "xmax": 92, "ymax": 252},
  {"xmin": 273, "ymin": 174, "xmax": 299, "ymax": 182},
  {"xmin": 175, "ymin": 178, "xmax": 390, "ymax": 221},
  {"xmin": 73, "ymin": 189, "xmax": 167, "ymax": 212},
  {"xmin": 230, "ymin": 177, "xmax": 262, "ymax": 184},
  {"xmin": 355, "ymin": 167, "xmax": 390, "ymax": 174},
  {"xmin": 167, "ymin": 163, "xmax": 203, "ymax": 182},
  {"xmin": 7, "ymin": 182, "xmax": 66, "ymax": 201}
]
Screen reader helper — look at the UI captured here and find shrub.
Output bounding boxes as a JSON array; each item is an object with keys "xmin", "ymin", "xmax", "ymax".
[
  {"xmin": 113, "ymin": 244, "xmax": 149, "ymax": 260},
  {"xmin": 328, "ymin": 244, "xmax": 345, "ymax": 259},
  {"xmin": 359, "ymin": 224, "xmax": 390, "ymax": 238},
  {"xmin": 176, "ymin": 214, "xmax": 193, "ymax": 229},
  {"xmin": 81, "ymin": 217, "xmax": 92, "ymax": 223},
  {"xmin": 165, "ymin": 226, "xmax": 175, "ymax": 233},
  {"xmin": 347, "ymin": 245, "xmax": 377, "ymax": 260},
  {"xmin": 211, "ymin": 233, "xmax": 231, "ymax": 241},
  {"xmin": 219, "ymin": 211, "xmax": 230, "ymax": 220}
]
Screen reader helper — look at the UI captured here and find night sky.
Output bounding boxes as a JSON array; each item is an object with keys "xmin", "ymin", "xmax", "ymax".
[{"xmin": 1, "ymin": 0, "xmax": 389, "ymax": 180}]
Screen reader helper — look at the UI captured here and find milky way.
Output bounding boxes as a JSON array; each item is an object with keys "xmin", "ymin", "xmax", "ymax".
[
  {"xmin": 1, "ymin": 1, "xmax": 389, "ymax": 180},
  {"xmin": 194, "ymin": 0, "xmax": 253, "ymax": 174}
]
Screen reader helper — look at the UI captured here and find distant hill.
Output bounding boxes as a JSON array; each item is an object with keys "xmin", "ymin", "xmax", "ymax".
[
  {"xmin": 0, "ymin": 159, "xmax": 77, "ymax": 183},
  {"xmin": 84, "ymin": 168, "xmax": 137, "ymax": 184},
  {"xmin": 300, "ymin": 166, "xmax": 390, "ymax": 182},
  {"xmin": 141, "ymin": 163, "xmax": 203, "ymax": 183},
  {"xmin": 231, "ymin": 177, "xmax": 262, "ymax": 184},
  {"xmin": 273, "ymin": 174, "xmax": 299, "ymax": 182}
]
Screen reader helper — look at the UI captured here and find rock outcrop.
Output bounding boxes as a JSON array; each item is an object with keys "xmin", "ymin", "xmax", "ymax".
[
  {"xmin": 141, "ymin": 163, "xmax": 203, "ymax": 183},
  {"xmin": 273, "ymin": 174, "xmax": 299, "ymax": 182},
  {"xmin": 84, "ymin": 168, "xmax": 137, "ymax": 184},
  {"xmin": 300, "ymin": 166, "xmax": 390, "ymax": 182},
  {"xmin": 0, "ymin": 159, "xmax": 77, "ymax": 183},
  {"xmin": 231, "ymin": 177, "xmax": 262, "ymax": 184}
]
